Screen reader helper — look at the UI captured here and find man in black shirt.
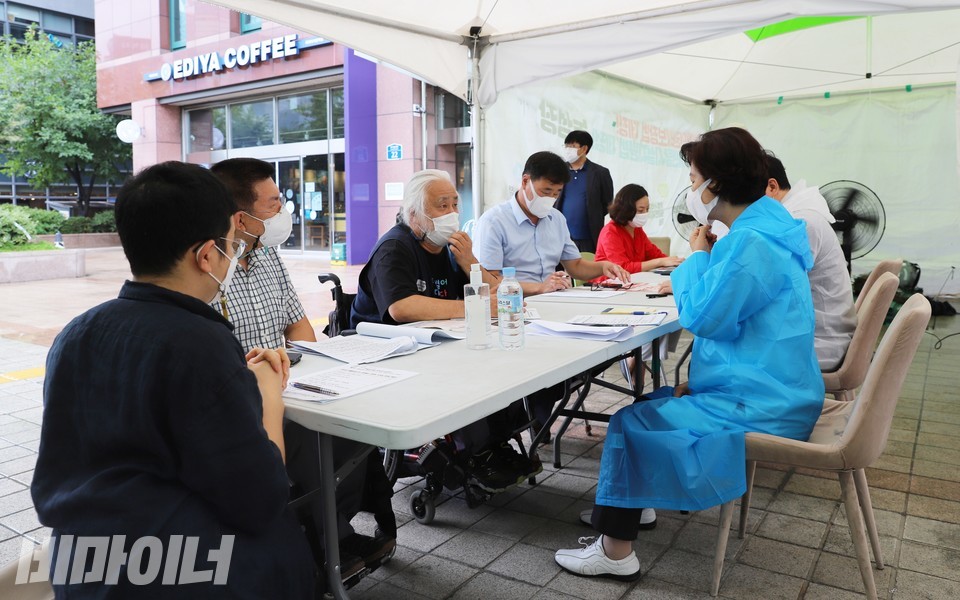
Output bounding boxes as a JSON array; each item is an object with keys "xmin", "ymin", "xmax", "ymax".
[
  {"xmin": 351, "ymin": 170, "xmax": 538, "ymax": 492},
  {"xmin": 31, "ymin": 162, "xmax": 314, "ymax": 598}
]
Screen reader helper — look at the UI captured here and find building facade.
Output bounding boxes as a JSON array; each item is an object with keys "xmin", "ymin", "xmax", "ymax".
[{"xmin": 95, "ymin": 0, "xmax": 472, "ymax": 263}]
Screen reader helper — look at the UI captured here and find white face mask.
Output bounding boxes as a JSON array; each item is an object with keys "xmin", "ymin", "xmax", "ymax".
[
  {"xmin": 424, "ymin": 211, "xmax": 460, "ymax": 247},
  {"xmin": 524, "ymin": 181, "xmax": 556, "ymax": 218},
  {"xmin": 245, "ymin": 208, "xmax": 293, "ymax": 247},
  {"xmin": 631, "ymin": 213, "xmax": 648, "ymax": 228},
  {"xmin": 560, "ymin": 147, "xmax": 580, "ymax": 164},
  {"xmin": 199, "ymin": 240, "xmax": 244, "ymax": 317},
  {"xmin": 685, "ymin": 179, "xmax": 717, "ymax": 226}
]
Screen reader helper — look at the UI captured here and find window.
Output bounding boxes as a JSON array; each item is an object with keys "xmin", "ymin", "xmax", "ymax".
[
  {"xmin": 279, "ymin": 92, "xmax": 328, "ymax": 143},
  {"xmin": 75, "ymin": 18, "xmax": 95, "ymax": 42},
  {"xmin": 42, "ymin": 12, "xmax": 72, "ymax": 36},
  {"xmin": 437, "ymin": 90, "xmax": 471, "ymax": 129},
  {"xmin": 7, "ymin": 3, "xmax": 39, "ymax": 40},
  {"xmin": 239, "ymin": 13, "xmax": 262, "ymax": 33},
  {"xmin": 169, "ymin": 0, "xmax": 186, "ymax": 50},
  {"xmin": 230, "ymin": 100, "xmax": 275, "ymax": 148},
  {"xmin": 187, "ymin": 107, "xmax": 226, "ymax": 153},
  {"xmin": 331, "ymin": 88, "xmax": 345, "ymax": 138}
]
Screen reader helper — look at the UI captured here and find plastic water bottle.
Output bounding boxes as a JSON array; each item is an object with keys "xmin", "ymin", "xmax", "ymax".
[
  {"xmin": 464, "ymin": 264, "xmax": 491, "ymax": 349},
  {"xmin": 497, "ymin": 267, "xmax": 524, "ymax": 350}
]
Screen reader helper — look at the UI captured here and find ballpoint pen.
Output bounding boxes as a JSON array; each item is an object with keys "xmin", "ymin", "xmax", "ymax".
[{"xmin": 292, "ymin": 382, "xmax": 339, "ymax": 397}]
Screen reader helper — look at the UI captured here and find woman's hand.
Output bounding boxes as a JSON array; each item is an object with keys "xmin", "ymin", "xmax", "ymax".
[{"xmin": 689, "ymin": 226, "xmax": 716, "ymax": 253}]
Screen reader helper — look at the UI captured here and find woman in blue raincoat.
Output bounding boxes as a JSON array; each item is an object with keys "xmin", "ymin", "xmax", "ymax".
[{"xmin": 555, "ymin": 127, "xmax": 824, "ymax": 581}]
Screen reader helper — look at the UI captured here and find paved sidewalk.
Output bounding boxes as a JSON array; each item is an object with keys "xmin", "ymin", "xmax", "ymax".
[{"xmin": 1, "ymin": 249, "xmax": 959, "ymax": 599}]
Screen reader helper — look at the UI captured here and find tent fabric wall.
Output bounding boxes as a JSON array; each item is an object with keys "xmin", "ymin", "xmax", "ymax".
[
  {"xmin": 483, "ymin": 73, "xmax": 707, "ymax": 255},
  {"xmin": 716, "ymin": 87, "xmax": 960, "ymax": 294}
]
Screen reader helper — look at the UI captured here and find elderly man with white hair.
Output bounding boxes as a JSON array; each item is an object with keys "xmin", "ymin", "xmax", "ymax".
[
  {"xmin": 351, "ymin": 169, "xmax": 499, "ymax": 326},
  {"xmin": 351, "ymin": 169, "xmax": 540, "ymax": 492}
]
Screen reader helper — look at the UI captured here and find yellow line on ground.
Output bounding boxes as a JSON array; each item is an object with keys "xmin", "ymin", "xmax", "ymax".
[{"xmin": 0, "ymin": 367, "xmax": 45, "ymax": 383}]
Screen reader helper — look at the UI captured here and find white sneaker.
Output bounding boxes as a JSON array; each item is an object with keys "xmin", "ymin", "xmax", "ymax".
[
  {"xmin": 579, "ymin": 507, "xmax": 658, "ymax": 530},
  {"xmin": 555, "ymin": 535, "xmax": 641, "ymax": 581}
]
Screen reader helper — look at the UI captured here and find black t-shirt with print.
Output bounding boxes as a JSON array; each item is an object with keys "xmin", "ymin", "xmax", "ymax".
[{"xmin": 351, "ymin": 223, "xmax": 467, "ymax": 327}]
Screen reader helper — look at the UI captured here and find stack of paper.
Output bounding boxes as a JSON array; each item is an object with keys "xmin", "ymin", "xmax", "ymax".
[
  {"xmin": 568, "ymin": 313, "xmax": 666, "ymax": 326},
  {"xmin": 285, "ymin": 364, "xmax": 418, "ymax": 403},
  {"xmin": 526, "ymin": 320, "xmax": 634, "ymax": 342},
  {"xmin": 291, "ymin": 321, "xmax": 466, "ymax": 364}
]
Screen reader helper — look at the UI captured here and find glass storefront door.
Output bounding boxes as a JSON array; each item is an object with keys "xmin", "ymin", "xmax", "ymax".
[
  {"xmin": 276, "ymin": 159, "xmax": 302, "ymax": 249},
  {"xmin": 267, "ymin": 153, "xmax": 346, "ymax": 252}
]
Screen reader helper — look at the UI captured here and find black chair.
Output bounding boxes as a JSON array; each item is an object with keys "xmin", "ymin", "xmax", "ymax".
[{"xmin": 318, "ymin": 273, "xmax": 355, "ymax": 337}]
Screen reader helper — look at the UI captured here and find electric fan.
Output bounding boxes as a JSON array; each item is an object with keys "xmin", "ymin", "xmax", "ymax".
[
  {"xmin": 819, "ymin": 180, "xmax": 886, "ymax": 271},
  {"xmin": 671, "ymin": 185, "xmax": 699, "ymax": 240}
]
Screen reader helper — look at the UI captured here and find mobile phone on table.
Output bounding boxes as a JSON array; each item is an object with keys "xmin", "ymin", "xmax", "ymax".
[
  {"xmin": 646, "ymin": 293, "xmax": 668, "ymax": 298},
  {"xmin": 287, "ymin": 351, "xmax": 303, "ymax": 366}
]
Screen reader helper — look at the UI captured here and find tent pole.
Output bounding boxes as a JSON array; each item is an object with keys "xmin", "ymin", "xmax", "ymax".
[{"xmin": 469, "ymin": 40, "xmax": 483, "ymax": 223}]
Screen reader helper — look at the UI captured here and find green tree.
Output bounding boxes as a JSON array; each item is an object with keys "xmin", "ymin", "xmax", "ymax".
[{"xmin": 0, "ymin": 28, "xmax": 130, "ymax": 216}]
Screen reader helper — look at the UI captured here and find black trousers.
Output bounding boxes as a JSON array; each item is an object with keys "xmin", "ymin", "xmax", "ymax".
[
  {"xmin": 591, "ymin": 504, "xmax": 645, "ymax": 541},
  {"xmin": 284, "ymin": 421, "xmax": 396, "ymax": 543}
]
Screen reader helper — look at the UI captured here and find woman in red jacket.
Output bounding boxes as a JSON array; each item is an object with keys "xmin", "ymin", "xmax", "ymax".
[
  {"xmin": 593, "ymin": 184, "xmax": 683, "ymax": 279},
  {"xmin": 594, "ymin": 184, "xmax": 684, "ymax": 392}
]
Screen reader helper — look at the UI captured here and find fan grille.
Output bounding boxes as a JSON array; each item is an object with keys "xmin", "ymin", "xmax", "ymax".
[{"xmin": 820, "ymin": 180, "xmax": 885, "ymax": 260}]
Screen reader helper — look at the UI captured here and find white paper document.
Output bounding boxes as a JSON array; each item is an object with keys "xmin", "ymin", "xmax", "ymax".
[
  {"xmin": 291, "ymin": 321, "xmax": 466, "ymax": 364},
  {"xmin": 291, "ymin": 335, "xmax": 419, "ymax": 364},
  {"xmin": 284, "ymin": 364, "xmax": 418, "ymax": 403},
  {"xmin": 525, "ymin": 320, "xmax": 634, "ymax": 342},
  {"xmin": 356, "ymin": 321, "xmax": 466, "ymax": 345},
  {"xmin": 568, "ymin": 313, "xmax": 667, "ymax": 326},
  {"xmin": 535, "ymin": 288, "xmax": 626, "ymax": 299}
]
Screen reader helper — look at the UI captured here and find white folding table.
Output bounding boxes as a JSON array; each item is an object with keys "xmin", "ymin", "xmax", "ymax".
[{"xmin": 283, "ymin": 298, "xmax": 680, "ymax": 599}]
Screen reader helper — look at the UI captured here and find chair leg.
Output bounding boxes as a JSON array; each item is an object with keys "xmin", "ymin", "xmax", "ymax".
[
  {"xmin": 739, "ymin": 461, "xmax": 757, "ymax": 539},
  {"xmin": 711, "ymin": 500, "xmax": 736, "ymax": 597},
  {"xmin": 839, "ymin": 471, "xmax": 878, "ymax": 600},
  {"xmin": 854, "ymin": 468, "xmax": 885, "ymax": 569}
]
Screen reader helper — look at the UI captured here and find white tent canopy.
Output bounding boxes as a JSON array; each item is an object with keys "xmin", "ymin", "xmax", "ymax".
[
  {"xmin": 202, "ymin": 0, "xmax": 960, "ymax": 293},
  {"xmin": 205, "ymin": 0, "xmax": 960, "ymax": 106}
]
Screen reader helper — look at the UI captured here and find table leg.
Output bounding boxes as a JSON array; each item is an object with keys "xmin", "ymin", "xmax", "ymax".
[
  {"xmin": 651, "ymin": 338, "xmax": 661, "ymax": 389},
  {"xmin": 318, "ymin": 433, "xmax": 350, "ymax": 600}
]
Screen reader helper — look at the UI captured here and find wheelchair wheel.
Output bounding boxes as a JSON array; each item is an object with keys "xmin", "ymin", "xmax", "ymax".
[
  {"xmin": 409, "ymin": 489, "xmax": 435, "ymax": 524},
  {"xmin": 382, "ymin": 448, "xmax": 402, "ymax": 486}
]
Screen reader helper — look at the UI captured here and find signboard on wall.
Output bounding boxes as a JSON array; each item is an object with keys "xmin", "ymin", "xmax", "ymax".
[
  {"xmin": 386, "ymin": 144, "xmax": 403, "ymax": 161},
  {"xmin": 143, "ymin": 35, "xmax": 331, "ymax": 82}
]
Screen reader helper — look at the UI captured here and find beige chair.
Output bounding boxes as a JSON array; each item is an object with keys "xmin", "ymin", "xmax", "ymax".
[
  {"xmin": 649, "ymin": 236, "xmax": 671, "ymax": 256},
  {"xmin": 709, "ymin": 294, "xmax": 930, "ymax": 599},
  {"xmin": 0, "ymin": 541, "xmax": 54, "ymax": 600},
  {"xmin": 855, "ymin": 259, "xmax": 902, "ymax": 312},
  {"xmin": 823, "ymin": 271, "xmax": 899, "ymax": 401}
]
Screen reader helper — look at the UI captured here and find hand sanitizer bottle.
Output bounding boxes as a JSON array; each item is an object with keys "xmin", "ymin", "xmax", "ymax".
[{"xmin": 464, "ymin": 264, "xmax": 491, "ymax": 349}]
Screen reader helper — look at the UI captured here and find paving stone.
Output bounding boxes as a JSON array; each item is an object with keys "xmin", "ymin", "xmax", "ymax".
[
  {"xmin": 448, "ymin": 572, "xmax": 538, "ymax": 600},
  {"xmin": 756, "ymin": 513, "xmax": 828, "ymax": 548},
  {"xmin": 823, "ymin": 525, "xmax": 898, "ymax": 564},
  {"xmin": 903, "ymin": 515, "xmax": 960, "ymax": 551},
  {"xmin": 432, "ymin": 530, "xmax": 514, "ymax": 568},
  {"xmin": 783, "ymin": 474, "xmax": 842, "ymax": 500},
  {"xmin": 898, "ymin": 541, "xmax": 960, "ymax": 582},
  {"xmin": 765, "ymin": 491, "xmax": 839, "ymax": 522},
  {"xmin": 621, "ymin": 577, "xmax": 713, "ymax": 599},
  {"xmin": 506, "ymin": 488, "xmax": 577, "ymax": 519},
  {"xmin": 645, "ymin": 548, "xmax": 717, "ymax": 590},
  {"xmin": 811, "ymin": 551, "xmax": 895, "ymax": 594},
  {"xmin": 545, "ymin": 569, "xmax": 633, "ymax": 600},
  {"xmin": 531, "ymin": 471, "xmax": 598, "ymax": 500},
  {"xmin": 912, "ymin": 459, "xmax": 960, "ymax": 482},
  {"xmin": 471, "ymin": 509, "xmax": 547, "ymax": 541},
  {"xmin": 354, "ymin": 581, "xmax": 431, "ymax": 599},
  {"xmin": 892, "ymin": 570, "xmax": 960, "ymax": 600},
  {"xmin": 386, "ymin": 554, "xmax": 478, "ymax": 599},
  {"xmin": 485, "ymin": 543, "xmax": 560, "ymax": 587},
  {"xmin": 672, "ymin": 520, "xmax": 743, "ymax": 561},
  {"xmin": 803, "ymin": 582, "xmax": 871, "ymax": 600},
  {"xmin": 833, "ymin": 508, "xmax": 902, "ymax": 538},
  {"xmin": 719, "ymin": 563, "xmax": 805, "ymax": 600},
  {"xmin": 907, "ymin": 495, "xmax": 960, "ymax": 526},
  {"xmin": 738, "ymin": 536, "xmax": 818, "ymax": 578},
  {"xmin": 396, "ymin": 518, "xmax": 462, "ymax": 554}
]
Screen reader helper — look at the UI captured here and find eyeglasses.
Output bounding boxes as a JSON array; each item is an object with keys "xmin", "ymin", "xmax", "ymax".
[{"xmin": 590, "ymin": 281, "xmax": 633, "ymax": 291}]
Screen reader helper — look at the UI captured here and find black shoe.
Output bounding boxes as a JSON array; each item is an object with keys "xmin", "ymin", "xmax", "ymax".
[
  {"xmin": 466, "ymin": 450, "xmax": 525, "ymax": 493},
  {"xmin": 492, "ymin": 443, "xmax": 543, "ymax": 482},
  {"xmin": 337, "ymin": 550, "xmax": 365, "ymax": 582},
  {"xmin": 340, "ymin": 532, "xmax": 396, "ymax": 570}
]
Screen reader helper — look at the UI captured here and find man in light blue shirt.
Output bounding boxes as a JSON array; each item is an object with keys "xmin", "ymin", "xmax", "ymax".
[
  {"xmin": 474, "ymin": 151, "xmax": 629, "ymax": 295},
  {"xmin": 473, "ymin": 151, "xmax": 630, "ymax": 433}
]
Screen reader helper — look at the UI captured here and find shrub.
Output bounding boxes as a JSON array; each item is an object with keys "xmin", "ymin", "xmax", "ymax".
[
  {"xmin": 91, "ymin": 210, "xmax": 116, "ymax": 233},
  {"xmin": 61, "ymin": 216, "xmax": 94, "ymax": 234},
  {"xmin": 0, "ymin": 204, "xmax": 66, "ymax": 235},
  {"xmin": 0, "ymin": 211, "xmax": 32, "ymax": 248}
]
